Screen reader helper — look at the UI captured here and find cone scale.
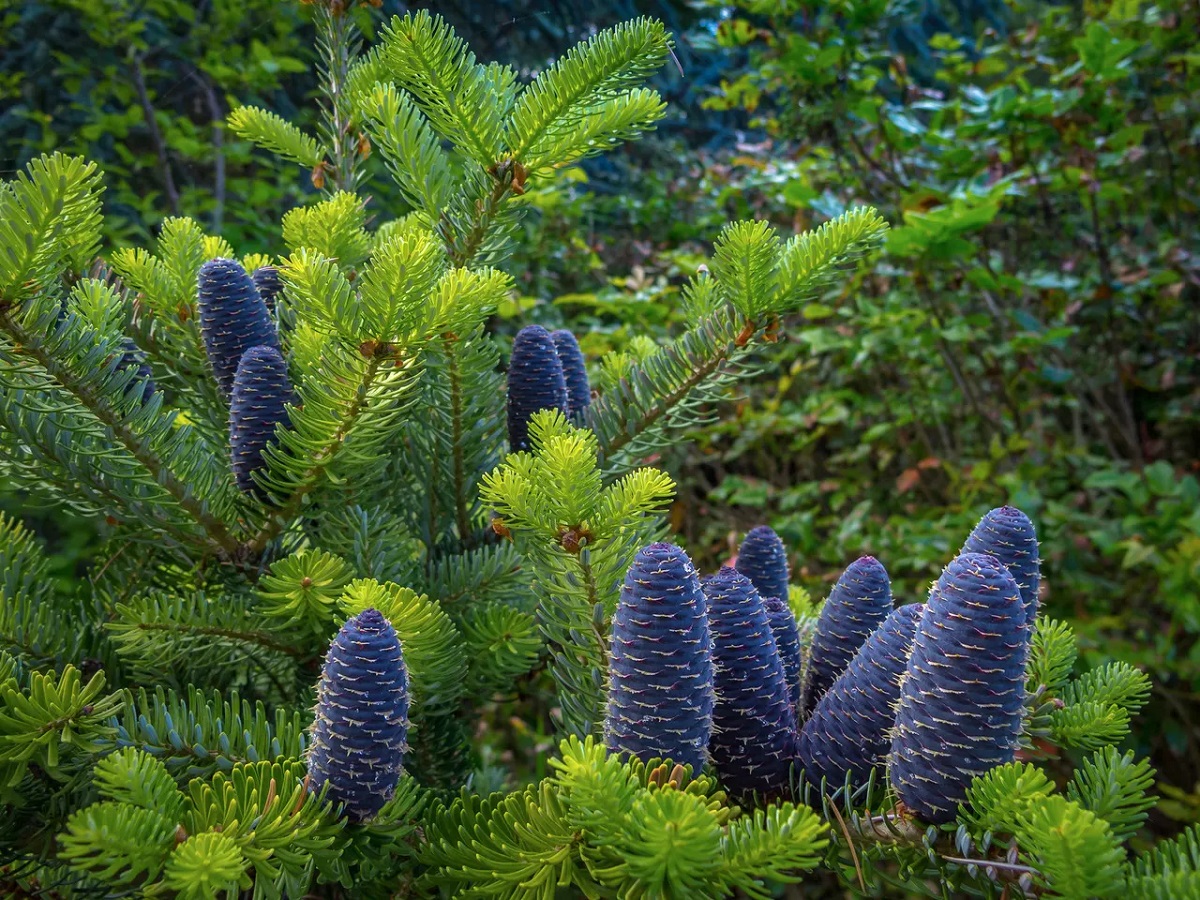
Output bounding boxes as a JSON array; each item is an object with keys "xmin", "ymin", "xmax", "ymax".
[
  {"xmin": 888, "ymin": 553, "xmax": 1029, "ymax": 824},
  {"xmin": 604, "ymin": 542, "xmax": 714, "ymax": 773},
  {"xmin": 800, "ymin": 555, "xmax": 893, "ymax": 718},
  {"xmin": 797, "ymin": 603, "xmax": 923, "ymax": 786},
  {"xmin": 705, "ymin": 567, "xmax": 798, "ymax": 797},
  {"xmin": 307, "ymin": 608, "xmax": 410, "ymax": 822}
]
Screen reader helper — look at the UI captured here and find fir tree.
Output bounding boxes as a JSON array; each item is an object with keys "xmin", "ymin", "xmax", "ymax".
[{"xmin": 0, "ymin": 7, "xmax": 1177, "ymax": 898}]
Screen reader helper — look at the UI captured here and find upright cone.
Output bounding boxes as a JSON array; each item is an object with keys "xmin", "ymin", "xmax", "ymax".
[
  {"xmin": 800, "ymin": 555, "xmax": 893, "ymax": 718},
  {"xmin": 798, "ymin": 603, "xmax": 922, "ymax": 786},
  {"xmin": 506, "ymin": 325, "xmax": 569, "ymax": 452},
  {"xmin": 198, "ymin": 258, "xmax": 279, "ymax": 397},
  {"xmin": 604, "ymin": 542, "xmax": 714, "ymax": 773},
  {"xmin": 763, "ymin": 596, "xmax": 802, "ymax": 714},
  {"xmin": 308, "ymin": 608, "xmax": 410, "ymax": 822},
  {"xmin": 889, "ymin": 553, "xmax": 1029, "ymax": 823},
  {"xmin": 705, "ymin": 567, "xmax": 798, "ymax": 797},
  {"xmin": 229, "ymin": 345, "xmax": 293, "ymax": 497},
  {"xmin": 551, "ymin": 329, "xmax": 591, "ymax": 419},
  {"xmin": 734, "ymin": 525, "xmax": 790, "ymax": 607},
  {"xmin": 251, "ymin": 265, "xmax": 283, "ymax": 316},
  {"xmin": 960, "ymin": 506, "xmax": 1040, "ymax": 625}
]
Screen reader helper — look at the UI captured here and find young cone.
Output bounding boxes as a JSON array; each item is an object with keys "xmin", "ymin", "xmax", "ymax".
[
  {"xmin": 705, "ymin": 567, "xmax": 798, "ymax": 797},
  {"xmin": 251, "ymin": 265, "xmax": 283, "ymax": 316},
  {"xmin": 764, "ymin": 596, "xmax": 802, "ymax": 714},
  {"xmin": 797, "ymin": 603, "xmax": 922, "ymax": 786},
  {"xmin": 734, "ymin": 525, "xmax": 790, "ymax": 606},
  {"xmin": 604, "ymin": 542, "xmax": 714, "ymax": 773},
  {"xmin": 197, "ymin": 257, "xmax": 279, "ymax": 397},
  {"xmin": 506, "ymin": 324, "xmax": 569, "ymax": 452},
  {"xmin": 889, "ymin": 553, "xmax": 1029, "ymax": 823},
  {"xmin": 800, "ymin": 555, "xmax": 893, "ymax": 718},
  {"xmin": 117, "ymin": 338, "xmax": 157, "ymax": 402},
  {"xmin": 551, "ymin": 328, "xmax": 591, "ymax": 418},
  {"xmin": 229, "ymin": 345, "xmax": 293, "ymax": 497},
  {"xmin": 960, "ymin": 506, "xmax": 1040, "ymax": 625},
  {"xmin": 307, "ymin": 608, "xmax": 410, "ymax": 822}
]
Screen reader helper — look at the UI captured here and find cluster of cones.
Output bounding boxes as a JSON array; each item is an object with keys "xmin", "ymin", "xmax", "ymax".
[{"xmin": 604, "ymin": 507, "xmax": 1040, "ymax": 824}]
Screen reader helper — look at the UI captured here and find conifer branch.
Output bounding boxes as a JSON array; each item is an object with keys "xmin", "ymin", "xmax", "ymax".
[
  {"xmin": 444, "ymin": 336, "xmax": 471, "ymax": 545},
  {"xmin": 0, "ymin": 311, "xmax": 240, "ymax": 558}
]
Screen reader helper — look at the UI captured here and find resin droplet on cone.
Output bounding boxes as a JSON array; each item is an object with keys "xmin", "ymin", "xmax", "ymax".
[
  {"xmin": 506, "ymin": 324, "xmax": 569, "ymax": 452},
  {"xmin": 551, "ymin": 328, "xmax": 591, "ymax": 419},
  {"xmin": 734, "ymin": 525, "xmax": 790, "ymax": 608},
  {"xmin": 800, "ymin": 555, "xmax": 893, "ymax": 718},
  {"xmin": 604, "ymin": 542, "xmax": 714, "ymax": 773},
  {"xmin": 197, "ymin": 257, "xmax": 279, "ymax": 397},
  {"xmin": 889, "ymin": 553, "xmax": 1029, "ymax": 823},
  {"xmin": 229, "ymin": 345, "xmax": 293, "ymax": 497},
  {"xmin": 798, "ymin": 603, "xmax": 922, "ymax": 786},
  {"xmin": 307, "ymin": 608, "xmax": 410, "ymax": 822},
  {"xmin": 705, "ymin": 567, "xmax": 798, "ymax": 797},
  {"xmin": 960, "ymin": 505, "xmax": 1040, "ymax": 625}
]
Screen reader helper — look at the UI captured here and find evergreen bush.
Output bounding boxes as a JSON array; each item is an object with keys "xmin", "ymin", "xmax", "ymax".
[{"xmin": 0, "ymin": 4, "xmax": 1189, "ymax": 897}]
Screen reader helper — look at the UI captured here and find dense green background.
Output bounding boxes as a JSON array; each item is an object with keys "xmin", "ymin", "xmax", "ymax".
[{"xmin": 2, "ymin": 0, "xmax": 1197, "ymax": 841}]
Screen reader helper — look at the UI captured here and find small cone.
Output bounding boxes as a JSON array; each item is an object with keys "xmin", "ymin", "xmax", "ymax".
[
  {"xmin": 229, "ymin": 345, "xmax": 293, "ymax": 497},
  {"xmin": 506, "ymin": 325, "xmax": 569, "ymax": 452},
  {"xmin": 960, "ymin": 506, "xmax": 1040, "ymax": 625},
  {"xmin": 551, "ymin": 329, "xmax": 591, "ymax": 419},
  {"xmin": 198, "ymin": 257, "xmax": 279, "ymax": 397},
  {"xmin": 763, "ymin": 596, "xmax": 802, "ymax": 714},
  {"xmin": 251, "ymin": 265, "xmax": 283, "ymax": 316},
  {"xmin": 734, "ymin": 525, "xmax": 790, "ymax": 607}
]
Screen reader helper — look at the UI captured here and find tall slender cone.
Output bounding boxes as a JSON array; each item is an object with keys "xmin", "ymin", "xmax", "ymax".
[
  {"xmin": 197, "ymin": 257, "xmax": 279, "ymax": 397},
  {"xmin": 763, "ymin": 596, "xmax": 802, "ymax": 714},
  {"xmin": 889, "ymin": 553, "xmax": 1029, "ymax": 824},
  {"xmin": 604, "ymin": 542, "xmax": 714, "ymax": 773},
  {"xmin": 734, "ymin": 525, "xmax": 790, "ymax": 607},
  {"xmin": 800, "ymin": 555, "xmax": 893, "ymax": 718},
  {"xmin": 960, "ymin": 506, "xmax": 1040, "ymax": 625},
  {"xmin": 307, "ymin": 608, "xmax": 410, "ymax": 822},
  {"xmin": 506, "ymin": 324, "xmax": 569, "ymax": 452},
  {"xmin": 551, "ymin": 328, "xmax": 591, "ymax": 418},
  {"xmin": 229, "ymin": 345, "xmax": 293, "ymax": 497},
  {"xmin": 705, "ymin": 567, "xmax": 798, "ymax": 797},
  {"xmin": 797, "ymin": 603, "xmax": 922, "ymax": 786},
  {"xmin": 251, "ymin": 265, "xmax": 284, "ymax": 316}
]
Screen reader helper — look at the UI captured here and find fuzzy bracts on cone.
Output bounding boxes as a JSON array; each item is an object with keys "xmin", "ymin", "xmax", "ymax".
[
  {"xmin": 551, "ymin": 329, "xmax": 591, "ymax": 419},
  {"xmin": 229, "ymin": 345, "xmax": 293, "ymax": 496},
  {"xmin": 889, "ymin": 553, "xmax": 1029, "ymax": 824},
  {"xmin": 604, "ymin": 542, "xmax": 714, "ymax": 773},
  {"xmin": 506, "ymin": 324, "xmax": 569, "ymax": 452},
  {"xmin": 198, "ymin": 257, "xmax": 279, "ymax": 397},
  {"xmin": 797, "ymin": 603, "xmax": 922, "ymax": 786},
  {"xmin": 734, "ymin": 525, "xmax": 790, "ymax": 606},
  {"xmin": 800, "ymin": 555, "xmax": 893, "ymax": 718},
  {"xmin": 705, "ymin": 568, "xmax": 798, "ymax": 796},
  {"xmin": 307, "ymin": 608, "xmax": 410, "ymax": 822},
  {"xmin": 960, "ymin": 506, "xmax": 1041, "ymax": 624},
  {"xmin": 763, "ymin": 596, "xmax": 802, "ymax": 713},
  {"xmin": 251, "ymin": 265, "xmax": 284, "ymax": 316}
]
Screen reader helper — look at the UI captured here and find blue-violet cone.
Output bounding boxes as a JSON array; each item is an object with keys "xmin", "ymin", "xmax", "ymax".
[
  {"xmin": 198, "ymin": 257, "xmax": 279, "ymax": 397},
  {"xmin": 506, "ymin": 324, "xmax": 569, "ymax": 452},
  {"xmin": 551, "ymin": 328, "xmax": 591, "ymax": 419},
  {"xmin": 229, "ymin": 345, "xmax": 293, "ymax": 497},
  {"xmin": 764, "ymin": 596, "xmax": 802, "ymax": 714},
  {"xmin": 604, "ymin": 542, "xmax": 714, "ymax": 773},
  {"xmin": 705, "ymin": 567, "xmax": 798, "ymax": 796},
  {"xmin": 735, "ymin": 525, "xmax": 790, "ymax": 607},
  {"xmin": 117, "ymin": 338, "xmax": 157, "ymax": 401},
  {"xmin": 888, "ymin": 553, "xmax": 1029, "ymax": 823},
  {"xmin": 960, "ymin": 506, "xmax": 1040, "ymax": 625},
  {"xmin": 251, "ymin": 265, "xmax": 283, "ymax": 316},
  {"xmin": 800, "ymin": 555, "xmax": 893, "ymax": 718},
  {"xmin": 797, "ymin": 603, "xmax": 922, "ymax": 787},
  {"xmin": 307, "ymin": 608, "xmax": 410, "ymax": 822}
]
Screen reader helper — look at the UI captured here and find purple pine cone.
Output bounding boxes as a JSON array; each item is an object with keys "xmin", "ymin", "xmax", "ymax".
[
  {"xmin": 198, "ymin": 257, "xmax": 279, "ymax": 397},
  {"xmin": 763, "ymin": 596, "xmax": 802, "ymax": 714},
  {"xmin": 551, "ymin": 329, "xmax": 591, "ymax": 419},
  {"xmin": 960, "ymin": 506, "xmax": 1040, "ymax": 625},
  {"xmin": 506, "ymin": 325, "xmax": 569, "ymax": 452},
  {"xmin": 229, "ymin": 345, "xmax": 293, "ymax": 497},
  {"xmin": 735, "ymin": 525, "xmax": 790, "ymax": 607}
]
